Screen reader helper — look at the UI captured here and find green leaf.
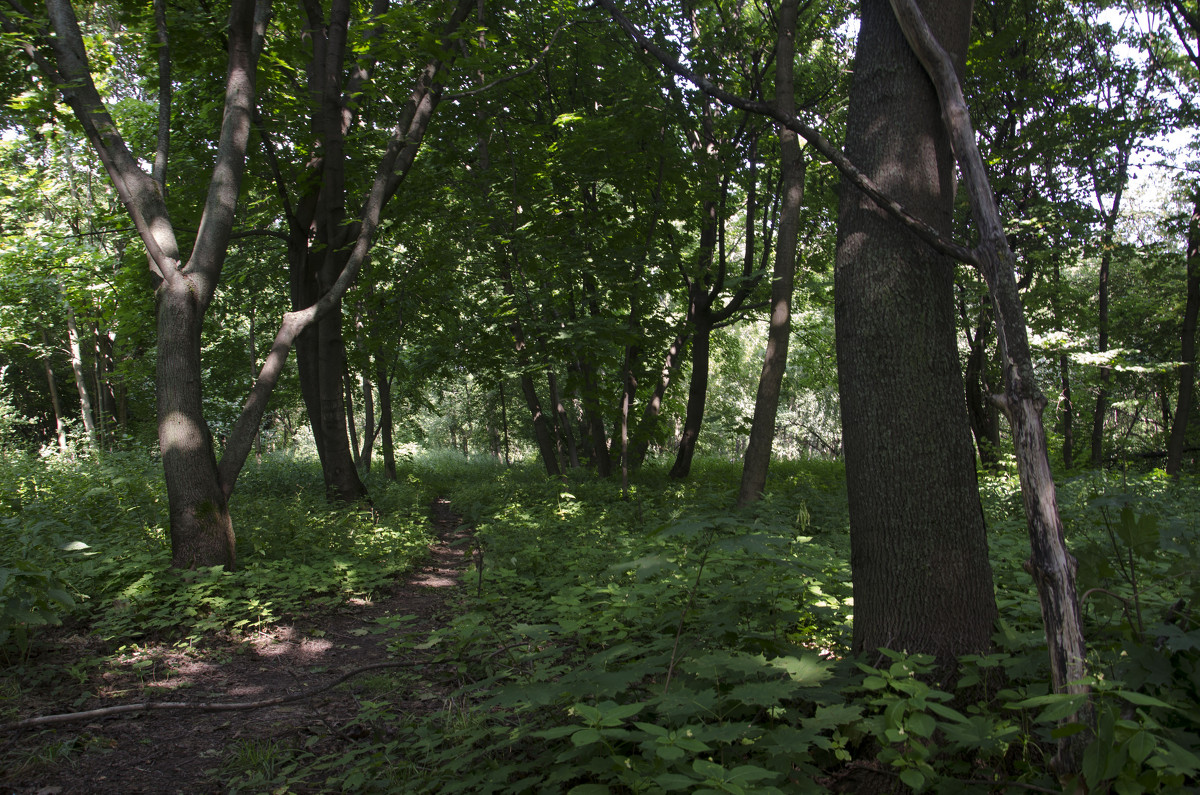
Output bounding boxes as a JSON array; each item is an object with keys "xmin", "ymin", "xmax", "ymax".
[
  {"xmin": 899, "ymin": 768, "xmax": 926, "ymax": 791},
  {"xmin": 571, "ymin": 728, "xmax": 603, "ymax": 746},
  {"xmin": 1112, "ymin": 690, "xmax": 1173, "ymax": 709},
  {"xmin": 907, "ymin": 712, "xmax": 937, "ymax": 738}
]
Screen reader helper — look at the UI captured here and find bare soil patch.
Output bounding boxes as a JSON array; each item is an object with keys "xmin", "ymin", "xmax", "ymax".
[{"xmin": 1, "ymin": 499, "xmax": 471, "ymax": 795}]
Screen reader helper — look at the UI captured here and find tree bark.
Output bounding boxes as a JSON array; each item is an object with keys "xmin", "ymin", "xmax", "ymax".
[
  {"xmin": 1088, "ymin": 145, "xmax": 1131, "ymax": 468},
  {"xmin": 39, "ymin": 328, "xmax": 68, "ymax": 454},
  {"xmin": 738, "ymin": 0, "xmax": 805, "ymax": 506},
  {"xmin": 835, "ymin": 0, "xmax": 997, "ymax": 665},
  {"xmin": 631, "ymin": 330, "xmax": 689, "ymax": 466},
  {"xmin": 669, "ymin": 308, "xmax": 712, "ymax": 479},
  {"xmin": 359, "ymin": 369, "xmax": 375, "ymax": 473},
  {"xmin": 64, "ymin": 304, "xmax": 99, "ymax": 453},
  {"xmin": 548, "ymin": 370, "xmax": 579, "ymax": 469},
  {"xmin": 377, "ymin": 359, "xmax": 396, "ymax": 480},
  {"xmin": 888, "ymin": 0, "xmax": 1093, "ymax": 770},
  {"xmin": 1167, "ymin": 193, "xmax": 1200, "ymax": 476}
]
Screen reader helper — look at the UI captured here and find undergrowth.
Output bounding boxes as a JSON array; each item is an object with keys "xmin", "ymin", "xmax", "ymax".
[
  {"xmin": 3, "ymin": 449, "xmax": 1199, "ymax": 793},
  {"xmin": 0, "ymin": 448, "xmax": 433, "ymax": 661}
]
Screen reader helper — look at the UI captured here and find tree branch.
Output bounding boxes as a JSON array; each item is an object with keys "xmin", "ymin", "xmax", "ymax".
[
  {"xmin": 592, "ymin": 0, "xmax": 979, "ymax": 267},
  {"xmin": 0, "ymin": 660, "xmax": 428, "ymax": 733}
]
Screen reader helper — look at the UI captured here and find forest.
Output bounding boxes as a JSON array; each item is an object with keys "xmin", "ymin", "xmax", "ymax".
[{"xmin": 0, "ymin": 0, "xmax": 1199, "ymax": 790}]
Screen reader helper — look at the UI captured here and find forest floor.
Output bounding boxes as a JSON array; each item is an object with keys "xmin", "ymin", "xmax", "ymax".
[{"xmin": 1, "ymin": 499, "xmax": 472, "ymax": 795}]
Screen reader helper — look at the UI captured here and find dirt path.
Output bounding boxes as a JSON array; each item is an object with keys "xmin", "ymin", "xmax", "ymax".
[{"xmin": 1, "ymin": 499, "xmax": 471, "ymax": 795}]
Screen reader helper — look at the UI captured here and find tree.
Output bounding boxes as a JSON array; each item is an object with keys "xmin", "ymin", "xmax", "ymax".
[
  {"xmin": 833, "ymin": 0, "xmax": 997, "ymax": 663},
  {"xmin": 737, "ymin": 0, "xmax": 806, "ymax": 506},
  {"xmin": 1, "ymin": 0, "xmax": 475, "ymax": 567}
]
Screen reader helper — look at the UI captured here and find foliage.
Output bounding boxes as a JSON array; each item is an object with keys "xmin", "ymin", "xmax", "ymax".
[
  {"xmin": 0, "ymin": 450, "xmax": 433, "ymax": 659},
  {"xmin": 203, "ymin": 455, "xmax": 1199, "ymax": 793}
]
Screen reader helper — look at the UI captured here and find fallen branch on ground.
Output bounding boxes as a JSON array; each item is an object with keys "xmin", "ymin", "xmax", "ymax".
[{"xmin": 0, "ymin": 660, "xmax": 429, "ymax": 732}]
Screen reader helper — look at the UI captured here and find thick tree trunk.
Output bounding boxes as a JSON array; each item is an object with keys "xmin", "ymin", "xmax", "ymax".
[
  {"xmin": 315, "ymin": 303, "xmax": 366, "ymax": 501},
  {"xmin": 888, "ymin": 0, "xmax": 1093, "ymax": 770},
  {"xmin": 835, "ymin": 0, "xmax": 996, "ymax": 664},
  {"xmin": 1167, "ymin": 194, "xmax": 1200, "ymax": 477},
  {"xmin": 158, "ymin": 282, "xmax": 235, "ymax": 569},
  {"xmin": 738, "ymin": 0, "xmax": 805, "ymax": 506}
]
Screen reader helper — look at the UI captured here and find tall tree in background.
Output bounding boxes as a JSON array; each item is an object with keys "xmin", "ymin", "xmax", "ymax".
[
  {"xmin": 738, "ymin": 0, "xmax": 805, "ymax": 506},
  {"xmin": 834, "ymin": 0, "xmax": 996, "ymax": 662}
]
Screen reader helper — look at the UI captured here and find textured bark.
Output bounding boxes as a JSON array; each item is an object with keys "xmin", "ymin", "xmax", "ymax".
[
  {"xmin": 1167, "ymin": 194, "xmax": 1200, "ymax": 477},
  {"xmin": 889, "ymin": 0, "xmax": 1093, "ymax": 770},
  {"xmin": 738, "ymin": 0, "xmax": 805, "ymax": 506},
  {"xmin": 158, "ymin": 282, "xmax": 235, "ymax": 569},
  {"xmin": 836, "ymin": 0, "xmax": 996, "ymax": 664}
]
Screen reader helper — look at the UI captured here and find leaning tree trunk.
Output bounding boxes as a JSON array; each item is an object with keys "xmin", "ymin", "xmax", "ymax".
[
  {"xmin": 1167, "ymin": 193, "xmax": 1200, "ymax": 477},
  {"xmin": 631, "ymin": 330, "xmax": 689, "ymax": 467},
  {"xmin": 738, "ymin": 0, "xmax": 805, "ymax": 507},
  {"xmin": 669, "ymin": 307, "xmax": 712, "ymax": 480},
  {"xmin": 835, "ymin": 0, "xmax": 997, "ymax": 665},
  {"xmin": 889, "ymin": 0, "xmax": 1093, "ymax": 771}
]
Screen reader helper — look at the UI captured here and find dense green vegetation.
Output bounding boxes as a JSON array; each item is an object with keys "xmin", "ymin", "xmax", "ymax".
[
  {"xmin": 3, "ymin": 451, "xmax": 1199, "ymax": 791},
  {"xmin": 1, "ymin": 0, "xmax": 1200, "ymax": 789}
]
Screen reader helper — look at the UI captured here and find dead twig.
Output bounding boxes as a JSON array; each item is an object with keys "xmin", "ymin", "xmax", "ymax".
[{"xmin": 1, "ymin": 660, "xmax": 428, "ymax": 733}]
